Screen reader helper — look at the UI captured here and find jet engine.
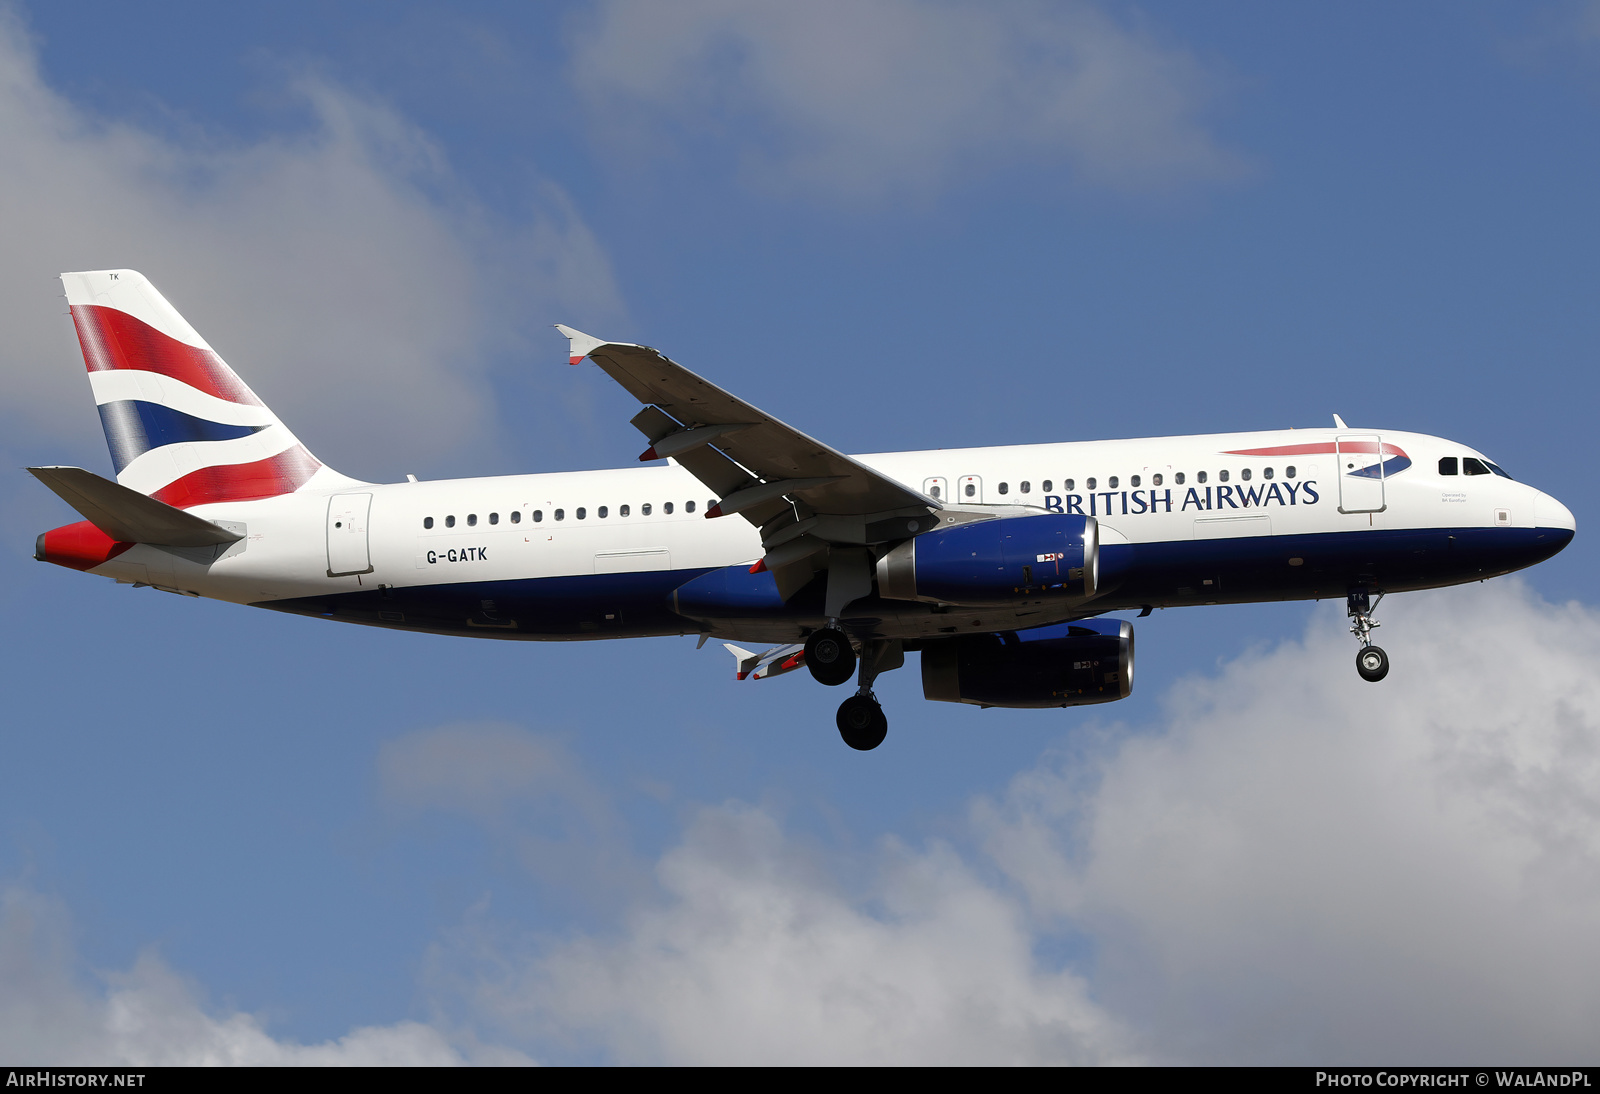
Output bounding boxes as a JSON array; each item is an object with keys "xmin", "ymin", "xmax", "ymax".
[
  {"xmin": 876, "ymin": 514, "xmax": 1098, "ymax": 606},
  {"xmin": 920, "ymin": 618, "xmax": 1133, "ymax": 708}
]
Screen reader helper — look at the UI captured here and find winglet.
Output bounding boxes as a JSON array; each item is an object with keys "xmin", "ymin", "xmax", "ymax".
[
  {"xmin": 1332, "ymin": 413, "xmax": 1349, "ymax": 429},
  {"xmin": 723, "ymin": 643, "xmax": 760, "ymax": 680},
  {"xmin": 555, "ymin": 324, "xmax": 609, "ymax": 367}
]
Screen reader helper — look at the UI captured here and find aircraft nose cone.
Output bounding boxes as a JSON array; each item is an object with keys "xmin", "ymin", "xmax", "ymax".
[{"xmin": 1535, "ymin": 492, "xmax": 1577, "ymax": 533}]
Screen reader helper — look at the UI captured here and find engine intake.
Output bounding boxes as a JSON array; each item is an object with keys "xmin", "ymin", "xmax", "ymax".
[
  {"xmin": 876, "ymin": 514, "xmax": 1098, "ymax": 606},
  {"xmin": 921, "ymin": 618, "xmax": 1133, "ymax": 708}
]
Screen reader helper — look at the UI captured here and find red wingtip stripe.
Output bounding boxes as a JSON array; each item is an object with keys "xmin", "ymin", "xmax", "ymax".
[
  {"xmin": 70, "ymin": 305, "xmax": 264, "ymax": 406},
  {"xmin": 705, "ymin": 504, "xmax": 723, "ymax": 519},
  {"xmin": 37, "ymin": 521, "xmax": 133, "ymax": 572},
  {"xmin": 569, "ymin": 355, "xmax": 585, "ymax": 366},
  {"xmin": 150, "ymin": 445, "xmax": 321, "ymax": 509},
  {"xmin": 638, "ymin": 447, "xmax": 659, "ymax": 462},
  {"xmin": 749, "ymin": 559, "xmax": 768, "ymax": 573}
]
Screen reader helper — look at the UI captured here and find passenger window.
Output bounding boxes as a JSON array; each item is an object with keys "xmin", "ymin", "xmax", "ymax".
[
  {"xmin": 664, "ymin": 502, "xmax": 674, "ymax": 514},
  {"xmin": 1197, "ymin": 472, "xmax": 1207, "ymax": 484},
  {"xmin": 1063, "ymin": 479, "xmax": 1075, "ymax": 491},
  {"xmin": 1042, "ymin": 480, "xmax": 1053, "ymax": 492},
  {"xmin": 489, "ymin": 512, "xmax": 499, "ymax": 525},
  {"xmin": 1285, "ymin": 466, "xmax": 1296, "ymax": 479},
  {"xmin": 1108, "ymin": 476, "xmax": 1119, "ymax": 489},
  {"xmin": 1219, "ymin": 470, "xmax": 1229, "ymax": 483},
  {"xmin": 620, "ymin": 504, "xmax": 631, "ymax": 517},
  {"xmin": 467, "ymin": 514, "xmax": 478, "ymax": 527},
  {"xmin": 577, "ymin": 507, "xmax": 587, "ymax": 519},
  {"xmin": 423, "ymin": 517, "xmax": 434, "ymax": 529},
  {"xmin": 446, "ymin": 515, "xmax": 456, "ymax": 528},
  {"xmin": 1463, "ymin": 458, "xmax": 1490, "ymax": 476},
  {"xmin": 1175, "ymin": 472, "xmax": 1186, "ymax": 485},
  {"xmin": 964, "ymin": 483, "xmax": 975, "ymax": 498},
  {"xmin": 1152, "ymin": 473, "xmax": 1163, "ymax": 486},
  {"xmin": 1020, "ymin": 481, "xmax": 1030, "ymax": 494},
  {"xmin": 599, "ymin": 506, "xmax": 608, "ymax": 518},
  {"xmin": 997, "ymin": 482, "xmax": 1009, "ymax": 495},
  {"xmin": 1240, "ymin": 469, "xmax": 1251, "ymax": 482},
  {"xmin": 686, "ymin": 500, "xmax": 696, "ymax": 513},
  {"xmin": 554, "ymin": 509, "xmax": 564, "ymax": 521},
  {"xmin": 1263, "ymin": 468, "xmax": 1273, "ymax": 480},
  {"xmin": 643, "ymin": 503, "xmax": 653, "ymax": 516},
  {"xmin": 1087, "ymin": 478, "xmax": 1097, "ymax": 490},
  {"xmin": 533, "ymin": 510, "xmax": 543, "ymax": 522},
  {"xmin": 510, "ymin": 511, "xmax": 521, "ymax": 524},
  {"xmin": 1438, "ymin": 457, "xmax": 1459, "ymax": 476},
  {"xmin": 1130, "ymin": 475, "xmax": 1141, "ymax": 488}
]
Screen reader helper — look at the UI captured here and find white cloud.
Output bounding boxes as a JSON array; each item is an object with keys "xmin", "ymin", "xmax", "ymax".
[
  {"xmin": 489, "ymin": 804, "xmax": 1138, "ymax": 1065},
  {"xmin": 0, "ymin": 886, "xmax": 530, "ymax": 1066},
  {"xmin": 978, "ymin": 579, "xmax": 1600, "ymax": 1064},
  {"xmin": 445, "ymin": 580, "xmax": 1600, "ymax": 1064},
  {"xmin": 571, "ymin": 0, "xmax": 1244, "ymax": 200},
  {"xmin": 0, "ymin": 10, "xmax": 621, "ymax": 481}
]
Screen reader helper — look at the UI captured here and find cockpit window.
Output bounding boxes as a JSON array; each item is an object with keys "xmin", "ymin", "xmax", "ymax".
[
  {"xmin": 1486, "ymin": 461, "xmax": 1513, "ymax": 480},
  {"xmin": 1439, "ymin": 457, "xmax": 1458, "ymax": 476},
  {"xmin": 1463, "ymin": 458, "xmax": 1491, "ymax": 476}
]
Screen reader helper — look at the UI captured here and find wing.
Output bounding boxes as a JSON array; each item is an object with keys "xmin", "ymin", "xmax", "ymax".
[{"xmin": 559, "ymin": 326, "xmax": 941, "ymax": 602}]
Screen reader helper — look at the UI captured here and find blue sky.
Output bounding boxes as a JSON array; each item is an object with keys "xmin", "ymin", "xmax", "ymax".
[{"xmin": 1, "ymin": 1, "xmax": 1598, "ymax": 1064}]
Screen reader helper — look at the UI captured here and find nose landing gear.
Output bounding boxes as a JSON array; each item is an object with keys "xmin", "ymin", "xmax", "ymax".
[{"xmin": 1348, "ymin": 589, "xmax": 1389, "ymax": 682}]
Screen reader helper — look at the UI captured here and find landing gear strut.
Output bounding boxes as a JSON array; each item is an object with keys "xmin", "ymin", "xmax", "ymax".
[
  {"xmin": 1347, "ymin": 589, "xmax": 1389, "ymax": 682},
  {"xmin": 805, "ymin": 625, "xmax": 856, "ymax": 687},
  {"xmin": 834, "ymin": 639, "xmax": 902, "ymax": 751}
]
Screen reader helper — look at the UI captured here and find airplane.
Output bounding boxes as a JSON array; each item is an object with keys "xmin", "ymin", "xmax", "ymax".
[{"xmin": 30, "ymin": 270, "xmax": 1576, "ymax": 750}]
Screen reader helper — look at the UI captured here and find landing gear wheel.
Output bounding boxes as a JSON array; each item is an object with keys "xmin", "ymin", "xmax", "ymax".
[
  {"xmin": 836, "ymin": 694, "xmax": 888, "ymax": 751},
  {"xmin": 1356, "ymin": 645, "xmax": 1390, "ymax": 682},
  {"xmin": 805, "ymin": 627, "xmax": 857, "ymax": 687}
]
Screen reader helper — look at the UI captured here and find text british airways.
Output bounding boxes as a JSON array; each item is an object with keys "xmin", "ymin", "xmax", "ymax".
[{"xmin": 1042, "ymin": 480, "xmax": 1320, "ymax": 517}]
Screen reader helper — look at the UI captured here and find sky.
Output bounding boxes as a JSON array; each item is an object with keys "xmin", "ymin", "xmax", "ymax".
[{"xmin": 1, "ymin": 0, "xmax": 1598, "ymax": 1065}]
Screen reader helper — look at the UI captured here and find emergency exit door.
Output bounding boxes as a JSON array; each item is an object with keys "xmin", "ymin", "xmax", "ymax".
[{"xmin": 327, "ymin": 493, "xmax": 374, "ymax": 576}]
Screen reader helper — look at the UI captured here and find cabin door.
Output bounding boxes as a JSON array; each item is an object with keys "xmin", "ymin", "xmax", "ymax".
[
  {"xmin": 327, "ymin": 493, "xmax": 374, "ymax": 576},
  {"xmin": 1336, "ymin": 435, "xmax": 1387, "ymax": 514}
]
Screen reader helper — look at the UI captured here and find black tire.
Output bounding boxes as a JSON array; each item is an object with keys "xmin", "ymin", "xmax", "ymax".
[
  {"xmin": 836, "ymin": 694, "xmax": 888, "ymax": 751},
  {"xmin": 1356, "ymin": 645, "xmax": 1390, "ymax": 682},
  {"xmin": 805, "ymin": 627, "xmax": 857, "ymax": 687}
]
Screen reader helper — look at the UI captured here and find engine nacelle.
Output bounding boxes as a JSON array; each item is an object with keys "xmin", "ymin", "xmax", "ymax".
[
  {"xmin": 876, "ymin": 514, "xmax": 1098, "ymax": 607},
  {"xmin": 920, "ymin": 618, "xmax": 1133, "ymax": 708}
]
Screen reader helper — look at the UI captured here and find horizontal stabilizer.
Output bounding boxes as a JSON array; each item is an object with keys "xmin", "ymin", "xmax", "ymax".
[{"xmin": 28, "ymin": 466, "xmax": 244, "ymax": 547}]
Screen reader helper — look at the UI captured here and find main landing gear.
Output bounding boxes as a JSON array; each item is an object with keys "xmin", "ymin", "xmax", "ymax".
[
  {"xmin": 807, "ymin": 626, "xmax": 896, "ymax": 750},
  {"xmin": 805, "ymin": 626, "xmax": 856, "ymax": 686},
  {"xmin": 836, "ymin": 692, "xmax": 888, "ymax": 751},
  {"xmin": 1348, "ymin": 589, "xmax": 1390, "ymax": 683}
]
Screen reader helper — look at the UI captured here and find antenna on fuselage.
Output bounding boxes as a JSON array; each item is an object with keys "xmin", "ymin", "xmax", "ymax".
[{"xmin": 1332, "ymin": 413, "xmax": 1349, "ymax": 429}]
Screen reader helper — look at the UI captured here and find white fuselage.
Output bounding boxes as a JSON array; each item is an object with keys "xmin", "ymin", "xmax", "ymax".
[{"xmin": 82, "ymin": 426, "xmax": 1572, "ymax": 634}]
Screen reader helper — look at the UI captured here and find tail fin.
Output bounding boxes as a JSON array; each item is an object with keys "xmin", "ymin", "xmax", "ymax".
[{"xmin": 61, "ymin": 270, "xmax": 336, "ymax": 509}]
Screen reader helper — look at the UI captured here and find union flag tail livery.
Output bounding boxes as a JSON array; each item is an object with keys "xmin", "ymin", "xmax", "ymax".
[
  {"xmin": 30, "ymin": 269, "xmax": 1576, "ymax": 751},
  {"xmin": 62, "ymin": 270, "xmax": 334, "ymax": 508}
]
